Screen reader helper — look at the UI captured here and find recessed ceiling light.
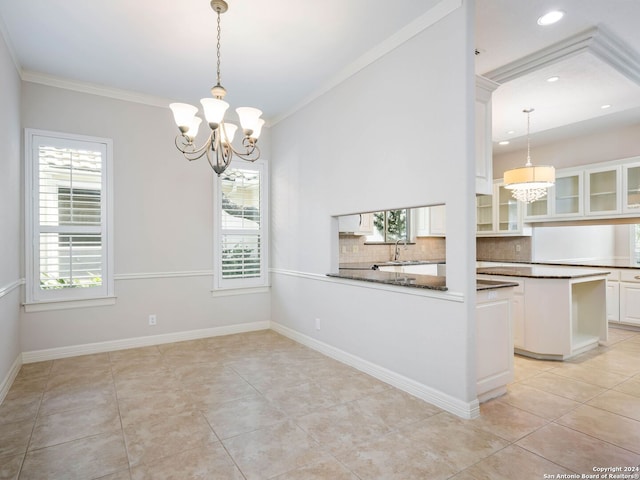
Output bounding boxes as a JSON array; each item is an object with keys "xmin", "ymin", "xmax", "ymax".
[
  {"xmin": 499, "ymin": 141, "xmax": 510, "ymax": 145},
  {"xmin": 547, "ymin": 76, "xmax": 560, "ymax": 82},
  {"xmin": 601, "ymin": 104, "xmax": 612, "ymax": 109},
  {"xmin": 537, "ymin": 10, "xmax": 565, "ymax": 26},
  {"xmin": 507, "ymin": 130, "xmax": 515, "ymax": 135}
]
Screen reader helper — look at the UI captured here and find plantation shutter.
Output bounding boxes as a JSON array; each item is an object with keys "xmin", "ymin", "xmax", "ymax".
[
  {"xmin": 215, "ymin": 161, "xmax": 267, "ymax": 289},
  {"xmin": 29, "ymin": 133, "xmax": 110, "ymax": 301}
]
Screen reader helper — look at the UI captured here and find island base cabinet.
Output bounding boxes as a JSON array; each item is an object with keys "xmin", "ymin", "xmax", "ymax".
[
  {"xmin": 620, "ymin": 282, "xmax": 640, "ymax": 325},
  {"xmin": 476, "ymin": 287, "xmax": 514, "ymax": 402},
  {"xmin": 521, "ymin": 278, "xmax": 607, "ymax": 360}
]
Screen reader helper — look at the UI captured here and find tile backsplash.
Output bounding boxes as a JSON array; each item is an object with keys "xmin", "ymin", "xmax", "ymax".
[
  {"xmin": 476, "ymin": 236, "xmax": 532, "ymax": 262},
  {"xmin": 339, "ymin": 234, "xmax": 532, "ymax": 265},
  {"xmin": 339, "ymin": 235, "xmax": 446, "ymax": 264}
]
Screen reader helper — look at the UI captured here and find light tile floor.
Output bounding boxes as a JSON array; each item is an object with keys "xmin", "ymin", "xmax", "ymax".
[{"xmin": 1, "ymin": 327, "xmax": 640, "ymax": 479}]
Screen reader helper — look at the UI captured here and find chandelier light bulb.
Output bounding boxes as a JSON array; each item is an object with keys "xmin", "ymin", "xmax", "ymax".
[
  {"xmin": 236, "ymin": 107, "xmax": 263, "ymax": 136},
  {"xmin": 200, "ymin": 98, "xmax": 230, "ymax": 128},
  {"xmin": 169, "ymin": 103, "xmax": 198, "ymax": 131},
  {"xmin": 220, "ymin": 123, "xmax": 238, "ymax": 145},
  {"xmin": 185, "ymin": 117, "xmax": 202, "ymax": 140},
  {"xmin": 250, "ymin": 119, "xmax": 265, "ymax": 140}
]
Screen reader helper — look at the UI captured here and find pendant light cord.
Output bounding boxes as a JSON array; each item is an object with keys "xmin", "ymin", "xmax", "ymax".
[{"xmin": 525, "ymin": 109, "xmax": 532, "ymax": 167}]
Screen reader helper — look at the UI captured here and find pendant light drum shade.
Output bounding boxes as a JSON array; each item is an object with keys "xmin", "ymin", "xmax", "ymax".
[{"xmin": 504, "ymin": 165, "xmax": 555, "ymax": 188}]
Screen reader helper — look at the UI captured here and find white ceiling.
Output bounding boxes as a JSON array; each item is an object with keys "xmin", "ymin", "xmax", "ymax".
[{"xmin": 1, "ymin": 0, "xmax": 639, "ymax": 148}]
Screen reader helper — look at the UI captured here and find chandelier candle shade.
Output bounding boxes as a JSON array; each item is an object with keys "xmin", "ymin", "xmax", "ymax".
[
  {"xmin": 169, "ymin": 0, "xmax": 264, "ymax": 176},
  {"xmin": 503, "ymin": 109, "xmax": 555, "ymax": 203}
]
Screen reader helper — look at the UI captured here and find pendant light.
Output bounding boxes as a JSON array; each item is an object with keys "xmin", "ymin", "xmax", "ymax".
[{"xmin": 503, "ymin": 108, "xmax": 555, "ymax": 203}]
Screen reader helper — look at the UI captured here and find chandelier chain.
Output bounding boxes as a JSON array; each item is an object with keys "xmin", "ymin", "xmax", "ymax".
[{"xmin": 216, "ymin": 10, "xmax": 222, "ymax": 86}]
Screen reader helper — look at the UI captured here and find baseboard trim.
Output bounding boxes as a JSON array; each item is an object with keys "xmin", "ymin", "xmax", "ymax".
[
  {"xmin": 0, "ymin": 354, "xmax": 22, "ymax": 404},
  {"xmin": 22, "ymin": 321, "xmax": 270, "ymax": 363},
  {"xmin": 270, "ymin": 321, "xmax": 479, "ymax": 419}
]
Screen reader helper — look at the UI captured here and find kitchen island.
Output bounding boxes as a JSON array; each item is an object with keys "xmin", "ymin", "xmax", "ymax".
[{"xmin": 477, "ymin": 265, "xmax": 610, "ymax": 360}]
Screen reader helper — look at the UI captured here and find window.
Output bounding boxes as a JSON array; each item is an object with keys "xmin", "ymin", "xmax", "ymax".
[
  {"xmin": 25, "ymin": 129, "xmax": 113, "ymax": 305},
  {"xmin": 366, "ymin": 209, "xmax": 410, "ymax": 243},
  {"xmin": 213, "ymin": 160, "xmax": 268, "ymax": 290}
]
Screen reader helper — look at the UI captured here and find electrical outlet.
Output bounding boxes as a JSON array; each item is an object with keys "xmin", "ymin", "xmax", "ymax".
[
  {"xmin": 148, "ymin": 314, "xmax": 157, "ymax": 326},
  {"xmin": 515, "ymin": 244, "xmax": 521, "ymax": 253},
  {"xmin": 352, "ymin": 245, "xmax": 358, "ymax": 253},
  {"xmin": 341, "ymin": 246, "xmax": 347, "ymax": 253},
  {"xmin": 315, "ymin": 318, "xmax": 321, "ymax": 330}
]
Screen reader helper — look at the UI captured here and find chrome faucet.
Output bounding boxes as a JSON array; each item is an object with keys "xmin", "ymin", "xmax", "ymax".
[{"xmin": 393, "ymin": 238, "xmax": 407, "ymax": 261}]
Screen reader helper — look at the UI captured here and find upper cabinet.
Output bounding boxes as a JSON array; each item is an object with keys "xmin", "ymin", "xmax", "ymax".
[
  {"xmin": 623, "ymin": 161, "xmax": 640, "ymax": 214},
  {"xmin": 524, "ymin": 169, "xmax": 583, "ymax": 221},
  {"xmin": 523, "ymin": 156, "xmax": 640, "ymax": 223},
  {"xmin": 477, "ymin": 181, "xmax": 529, "ymax": 236},
  {"xmin": 585, "ymin": 165, "xmax": 621, "ymax": 216},
  {"xmin": 414, "ymin": 205, "xmax": 446, "ymax": 237},
  {"xmin": 338, "ymin": 213, "xmax": 374, "ymax": 235},
  {"xmin": 475, "ymin": 76, "xmax": 500, "ymax": 196}
]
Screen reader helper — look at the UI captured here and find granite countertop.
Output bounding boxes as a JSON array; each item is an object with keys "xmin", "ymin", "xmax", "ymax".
[
  {"xmin": 477, "ymin": 265, "xmax": 611, "ymax": 279},
  {"xmin": 479, "ymin": 259, "xmax": 640, "ymax": 269},
  {"xmin": 328, "ymin": 269, "xmax": 518, "ymax": 291},
  {"xmin": 339, "ymin": 260, "xmax": 445, "ymax": 270}
]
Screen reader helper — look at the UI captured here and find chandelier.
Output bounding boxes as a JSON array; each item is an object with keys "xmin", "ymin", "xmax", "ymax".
[
  {"xmin": 169, "ymin": 0, "xmax": 264, "ymax": 176},
  {"xmin": 503, "ymin": 108, "xmax": 555, "ymax": 203}
]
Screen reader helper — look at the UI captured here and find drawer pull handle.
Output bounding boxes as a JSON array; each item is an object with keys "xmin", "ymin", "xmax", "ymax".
[{"xmin": 634, "ymin": 276, "xmax": 640, "ymax": 280}]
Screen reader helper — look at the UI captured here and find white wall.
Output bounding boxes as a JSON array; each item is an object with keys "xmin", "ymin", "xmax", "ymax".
[
  {"xmin": 494, "ymin": 123, "xmax": 640, "ymax": 178},
  {"xmin": 532, "ymin": 225, "xmax": 616, "ymax": 262},
  {"xmin": 0, "ymin": 31, "xmax": 22, "ymax": 395},
  {"xmin": 270, "ymin": 2, "xmax": 479, "ymax": 416},
  {"xmin": 20, "ymin": 82, "xmax": 270, "ymax": 353}
]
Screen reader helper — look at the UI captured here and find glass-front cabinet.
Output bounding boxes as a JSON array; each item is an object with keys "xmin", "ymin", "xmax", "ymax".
[
  {"xmin": 585, "ymin": 166, "xmax": 620, "ymax": 215},
  {"xmin": 623, "ymin": 162, "xmax": 640, "ymax": 213},
  {"xmin": 497, "ymin": 184, "xmax": 520, "ymax": 233},
  {"xmin": 525, "ymin": 195, "xmax": 550, "ymax": 220},
  {"xmin": 476, "ymin": 182, "xmax": 526, "ymax": 236},
  {"xmin": 554, "ymin": 171, "xmax": 583, "ymax": 217},
  {"xmin": 476, "ymin": 194, "xmax": 494, "ymax": 233}
]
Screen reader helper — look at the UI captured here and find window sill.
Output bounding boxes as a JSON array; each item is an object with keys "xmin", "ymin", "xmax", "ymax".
[
  {"xmin": 211, "ymin": 286, "xmax": 270, "ymax": 297},
  {"xmin": 23, "ymin": 296, "xmax": 117, "ymax": 313}
]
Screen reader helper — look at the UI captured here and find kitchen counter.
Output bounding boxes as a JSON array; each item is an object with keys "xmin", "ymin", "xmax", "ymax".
[
  {"xmin": 327, "ymin": 270, "xmax": 518, "ymax": 291},
  {"xmin": 477, "ymin": 265, "xmax": 610, "ymax": 279},
  {"xmin": 477, "ymin": 266, "xmax": 609, "ymax": 360},
  {"xmin": 479, "ymin": 259, "xmax": 640, "ymax": 269}
]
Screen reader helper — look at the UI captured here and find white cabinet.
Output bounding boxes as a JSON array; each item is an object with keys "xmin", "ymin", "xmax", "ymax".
[
  {"xmin": 585, "ymin": 165, "xmax": 621, "ymax": 216},
  {"xmin": 476, "ymin": 194, "xmax": 494, "ymax": 234},
  {"xmin": 476, "ymin": 286, "xmax": 514, "ymax": 402},
  {"xmin": 622, "ymin": 162, "xmax": 640, "ymax": 213},
  {"xmin": 619, "ymin": 269, "xmax": 640, "ymax": 326},
  {"xmin": 607, "ymin": 280, "xmax": 620, "ymax": 322},
  {"xmin": 414, "ymin": 205, "xmax": 446, "ymax": 237},
  {"xmin": 554, "ymin": 171, "xmax": 584, "ymax": 217},
  {"xmin": 477, "ymin": 182, "xmax": 529, "ymax": 236},
  {"xmin": 478, "ymin": 271, "xmax": 609, "ymax": 360},
  {"xmin": 524, "ymin": 170, "xmax": 583, "ymax": 221},
  {"xmin": 338, "ymin": 213, "xmax": 374, "ymax": 235},
  {"xmin": 524, "ymin": 156, "xmax": 640, "ymax": 223},
  {"xmin": 475, "ymin": 76, "xmax": 499, "ymax": 195}
]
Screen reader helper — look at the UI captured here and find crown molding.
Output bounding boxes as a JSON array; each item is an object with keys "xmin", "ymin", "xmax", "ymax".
[
  {"xmin": 483, "ymin": 27, "xmax": 640, "ymax": 86},
  {"xmin": 21, "ymin": 70, "xmax": 173, "ymax": 109}
]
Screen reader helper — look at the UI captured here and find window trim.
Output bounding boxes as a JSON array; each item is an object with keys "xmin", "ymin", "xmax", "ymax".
[
  {"xmin": 24, "ymin": 128, "xmax": 114, "ymax": 306},
  {"xmin": 212, "ymin": 159, "xmax": 269, "ymax": 291}
]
